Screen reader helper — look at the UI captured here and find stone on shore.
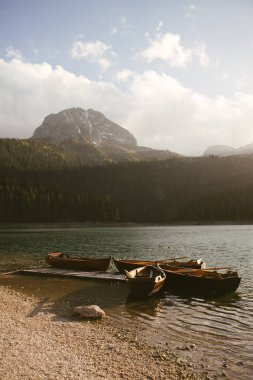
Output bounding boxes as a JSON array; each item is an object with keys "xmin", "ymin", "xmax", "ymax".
[{"xmin": 73, "ymin": 305, "xmax": 105, "ymax": 319}]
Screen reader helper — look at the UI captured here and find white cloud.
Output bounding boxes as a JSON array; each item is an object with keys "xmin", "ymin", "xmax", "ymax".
[
  {"xmin": 221, "ymin": 72, "xmax": 230, "ymax": 80},
  {"xmin": 111, "ymin": 26, "xmax": 117, "ymax": 35},
  {"xmin": 125, "ymin": 70, "xmax": 253, "ymax": 154},
  {"xmin": 114, "ymin": 69, "xmax": 135, "ymax": 83},
  {"xmin": 194, "ymin": 44, "xmax": 210, "ymax": 67},
  {"xmin": 98, "ymin": 58, "xmax": 111, "ymax": 71},
  {"xmin": 5, "ymin": 46, "xmax": 24, "ymax": 61},
  {"xmin": 185, "ymin": 4, "xmax": 197, "ymax": 19},
  {"xmin": 1, "ymin": 57, "xmax": 253, "ymax": 155},
  {"xmin": 119, "ymin": 16, "xmax": 132, "ymax": 34},
  {"xmin": 156, "ymin": 20, "xmax": 163, "ymax": 32},
  {"xmin": 71, "ymin": 40, "xmax": 110, "ymax": 60},
  {"xmin": 71, "ymin": 39, "xmax": 114, "ymax": 70},
  {"xmin": 111, "ymin": 16, "xmax": 132, "ymax": 37},
  {"xmin": 0, "ymin": 57, "xmax": 131, "ymax": 138},
  {"xmin": 138, "ymin": 32, "xmax": 211, "ymax": 69},
  {"xmin": 235, "ymin": 71, "xmax": 247, "ymax": 90},
  {"xmin": 139, "ymin": 32, "xmax": 192, "ymax": 68}
]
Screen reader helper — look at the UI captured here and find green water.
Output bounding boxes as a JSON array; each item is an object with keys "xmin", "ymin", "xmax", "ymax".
[{"xmin": 0, "ymin": 225, "xmax": 252, "ymax": 379}]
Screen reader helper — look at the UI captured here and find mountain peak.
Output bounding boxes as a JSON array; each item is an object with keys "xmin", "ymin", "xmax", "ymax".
[
  {"xmin": 203, "ymin": 143, "xmax": 253, "ymax": 157},
  {"xmin": 203, "ymin": 145, "xmax": 236, "ymax": 157},
  {"xmin": 32, "ymin": 107, "xmax": 137, "ymax": 147}
]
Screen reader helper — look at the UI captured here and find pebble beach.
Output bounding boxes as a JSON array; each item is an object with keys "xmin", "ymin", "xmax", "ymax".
[{"xmin": 0, "ymin": 284, "xmax": 199, "ymax": 380}]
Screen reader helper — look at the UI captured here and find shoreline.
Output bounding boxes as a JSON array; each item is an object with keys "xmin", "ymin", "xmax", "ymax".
[
  {"xmin": 0, "ymin": 220, "xmax": 253, "ymax": 229},
  {"xmin": 0, "ymin": 284, "xmax": 199, "ymax": 380}
]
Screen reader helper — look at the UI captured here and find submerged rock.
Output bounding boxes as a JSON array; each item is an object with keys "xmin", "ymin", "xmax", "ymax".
[{"xmin": 73, "ymin": 305, "xmax": 105, "ymax": 319}]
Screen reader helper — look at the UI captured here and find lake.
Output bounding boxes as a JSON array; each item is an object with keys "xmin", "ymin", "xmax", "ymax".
[{"xmin": 0, "ymin": 225, "xmax": 252, "ymax": 379}]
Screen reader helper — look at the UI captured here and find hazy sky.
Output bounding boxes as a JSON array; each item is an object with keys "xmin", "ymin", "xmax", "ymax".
[{"xmin": 1, "ymin": 0, "xmax": 253, "ymax": 155}]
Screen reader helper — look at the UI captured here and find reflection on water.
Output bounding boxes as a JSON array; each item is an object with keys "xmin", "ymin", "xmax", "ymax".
[
  {"xmin": 0, "ymin": 225, "xmax": 253, "ymax": 379},
  {"xmin": 124, "ymin": 292, "xmax": 166, "ymax": 319}
]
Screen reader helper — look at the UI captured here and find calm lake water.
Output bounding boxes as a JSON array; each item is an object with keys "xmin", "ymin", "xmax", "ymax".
[{"xmin": 0, "ymin": 225, "xmax": 252, "ymax": 379}]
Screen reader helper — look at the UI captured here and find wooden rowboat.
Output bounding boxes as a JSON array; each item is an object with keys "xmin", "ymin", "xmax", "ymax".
[
  {"xmin": 113, "ymin": 257, "xmax": 206, "ymax": 274},
  {"xmin": 125, "ymin": 265, "xmax": 166, "ymax": 298},
  {"xmin": 45, "ymin": 252, "xmax": 111, "ymax": 271},
  {"xmin": 159, "ymin": 264, "xmax": 241, "ymax": 294}
]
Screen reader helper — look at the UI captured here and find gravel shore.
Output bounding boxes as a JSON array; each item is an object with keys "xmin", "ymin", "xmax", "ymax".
[{"xmin": 0, "ymin": 284, "xmax": 199, "ymax": 380}]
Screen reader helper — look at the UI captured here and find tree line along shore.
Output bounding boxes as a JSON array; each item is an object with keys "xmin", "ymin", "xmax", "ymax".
[
  {"xmin": 1, "ymin": 138, "xmax": 253, "ymax": 224},
  {"xmin": 1, "ymin": 158, "xmax": 253, "ymax": 223}
]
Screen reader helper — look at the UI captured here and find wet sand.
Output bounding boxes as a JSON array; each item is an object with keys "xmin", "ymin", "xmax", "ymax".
[{"xmin": 0, "ymin": 285, "xmax": 199, "ymax": 380}]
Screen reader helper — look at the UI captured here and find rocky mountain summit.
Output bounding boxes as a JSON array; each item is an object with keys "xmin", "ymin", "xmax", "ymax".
[
  {"xmin": 203, "ymin": 143, "xmax": 253, "ymax": 157},
  {"xmin": 28, "ymin": 107, "xmax": 177, "ymax": 165},
  {"xmin": 32, "ymin": 108, "xmax": 137, "ymax": 147}
]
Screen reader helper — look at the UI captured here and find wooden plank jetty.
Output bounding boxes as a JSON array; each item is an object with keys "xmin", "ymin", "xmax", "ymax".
[{"xmin": 14, "ymin": 267, "xmax": 126, "ymax": 282}]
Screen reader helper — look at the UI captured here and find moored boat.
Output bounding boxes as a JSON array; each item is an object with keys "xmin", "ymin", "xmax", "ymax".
[
  {"xmin": 45, "ymin": 252, "xmax": 111, "ymax": 271},
  {"xmin": 159, "ymin": 264, "xmax": 241, "ymax": 294},
  {"xmin": 113, "ymin": 257, "xmax": 205, "ymax": 273},
  {"xmin": 125, "ymin": 265, "xmax": 166, "ymax": 297}
]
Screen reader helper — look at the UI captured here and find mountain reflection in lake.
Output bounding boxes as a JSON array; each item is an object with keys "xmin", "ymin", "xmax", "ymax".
[{"xmin": 0, "ymin": 225, "xmax": 253, "ymax": 379}]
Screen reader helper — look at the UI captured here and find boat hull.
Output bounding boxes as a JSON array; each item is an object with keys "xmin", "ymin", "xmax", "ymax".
[
  {"xmin": 46, "ymin": 253, "xmax": 111, "ymax": 272},
  {"xmin": 128, "ymin": 277, "xmax": 165, "ymax": 297},
  {"xmin": 162, "ymin": 269, "xmax": 241, "ymax": 295},
  {"xmin": 126, "ymin": 266, "xmax": 166, "ymax": 298},
  {"xmin": 113, "ymin": 257, "xmax": 205, "ymax": 273}
]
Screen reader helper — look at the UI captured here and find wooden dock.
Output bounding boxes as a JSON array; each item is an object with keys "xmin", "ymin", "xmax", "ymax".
[{"xmin": 15, "ymin": 267, "xmax": 126, "ymax": 282}]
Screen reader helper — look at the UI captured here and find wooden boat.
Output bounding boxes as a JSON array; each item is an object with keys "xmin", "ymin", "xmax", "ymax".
[
  {"xmin": 125, "ymin": 265, "xmax": 166, "ymax": 297},
  {"xmin": 113, "ymin": 257, "xmax": 206, "ymax": 274},
  {"xmin": 159, "ymin": 264, "xmax": 241, "ymax": 294},
  {"xmin": 45, "ymin": 252, "xmax": 111, "ymax": 271}
]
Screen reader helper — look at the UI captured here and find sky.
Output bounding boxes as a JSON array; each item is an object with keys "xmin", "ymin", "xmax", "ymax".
[{"xmin": 1, "ymin": 0, "xmax": 253, "ymax": 155}]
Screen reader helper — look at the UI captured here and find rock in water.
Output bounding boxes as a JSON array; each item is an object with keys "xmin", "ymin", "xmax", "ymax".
[{"xmin": 73, "ymin": 305, "xmax": 105, "ymax": 319}]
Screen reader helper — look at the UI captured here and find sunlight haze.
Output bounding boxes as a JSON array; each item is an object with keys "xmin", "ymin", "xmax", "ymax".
[{"xmin": 0, "ymin": 0, "xmax": 253, "ymax": 155}]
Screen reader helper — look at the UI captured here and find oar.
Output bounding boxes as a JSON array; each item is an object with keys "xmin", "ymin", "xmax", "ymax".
[
  {"xmin": 200, "ymin": 266, "xmax": 232, "ymax": 271},
  {"xmin": 168, "ymin": 266, "xmax": 232, "ymax": 273},
  {"xmin": 157, "ymin": 256, "xmax": 188, "ymax": 262},
  {"xmin": 0, "ymin": 270, "xmax": 18, "ymax": 276}
]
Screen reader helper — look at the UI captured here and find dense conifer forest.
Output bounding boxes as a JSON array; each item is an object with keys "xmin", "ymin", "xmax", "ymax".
[{"xmin": 1, "ymin": 138, "xmax": 253, "ymax": 223}]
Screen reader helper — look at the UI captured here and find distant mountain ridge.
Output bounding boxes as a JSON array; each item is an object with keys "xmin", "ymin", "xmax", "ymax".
[
  {"xmin": 32, "ymin": 107, "xmax": 137, "ymax": 147},
  {"xmin": 203, "ymin": 143, "xmax": 253, "ymax": 157},
  {"xmin": 0, "ymin": 108, "xmax": 178, "ymax": 170}
]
